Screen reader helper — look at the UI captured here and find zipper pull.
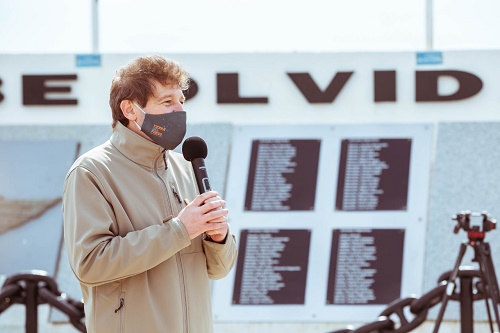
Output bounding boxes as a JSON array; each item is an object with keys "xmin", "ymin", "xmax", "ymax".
[
  {"xmin": 114, "ymin": 298, "xmax": 124, "ymax": 313},
  {"xmin": 172, "ymin": 185, "xmax": 182, "ymax": 204},
  {"xmin": 162, "ymin": 151, "xmax": 168, "ymax": 170}
]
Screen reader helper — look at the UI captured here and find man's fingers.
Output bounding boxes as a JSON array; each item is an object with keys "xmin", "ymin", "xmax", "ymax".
[
  {"xmin": 199, "ymin": 200, "xmax": 226, "ymax": 214},
  {"xmin": 204, "ymin": 208, "xmax": 228, "ymax": 222},
  {"xmin": 205, "ymin": 221, "xmax": 228, "ymax": 235},
  {"xmin": 206, "ymin": 214, "xmax": 228, "ymax": 223},
  {"xmin": 190, "ymin": 191, "xmax": 218, "ymax": 207},
  {"xmin": 203, "ymin": 196, "xmax": 219, "ymax": 204}
]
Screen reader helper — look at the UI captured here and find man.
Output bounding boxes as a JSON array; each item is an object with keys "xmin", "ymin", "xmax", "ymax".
[{"xmin": 62, "ymin": 55, "xmax": 238, "ymax": 333}]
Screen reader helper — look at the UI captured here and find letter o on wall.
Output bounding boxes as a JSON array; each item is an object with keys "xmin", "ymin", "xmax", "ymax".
[{"xmin": 184, "ymin": 78, "xmax": 199, "ymax": 101}]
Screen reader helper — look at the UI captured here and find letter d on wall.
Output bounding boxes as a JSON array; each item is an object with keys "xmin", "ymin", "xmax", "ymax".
[{"xmin": 416, "ymin": 70, "xmax": 483, "ymax": 102}]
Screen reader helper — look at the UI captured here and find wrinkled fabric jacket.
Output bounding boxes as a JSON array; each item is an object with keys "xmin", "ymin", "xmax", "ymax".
[{"xmin": 62, "ymin": 122, "xmax": 238, "ymax": 333}]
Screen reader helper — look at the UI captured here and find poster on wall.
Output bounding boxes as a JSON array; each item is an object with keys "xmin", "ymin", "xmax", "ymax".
[
  {"xmin": 212, "ymin": 124, "xmax": 433, "ymax": 322},
  {"xmin": 232, "ymin": 229, "xmax": 311, "ymax": 305},
  {"xmin": 326, "ymin": 228, "xmax": 405, "ymax": 305},
  {"xmin": 335, "ymin": 139, "xmax": 412, "ymax": 211},
  {"xmin": 244, "ymin": 139, "xmax": 321, "ymax": 211},
  {"xmin": 0, "ymin": 140, "xmax": 79, "ymax": 277}
]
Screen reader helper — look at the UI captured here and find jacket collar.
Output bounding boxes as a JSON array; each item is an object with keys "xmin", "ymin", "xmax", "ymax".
[{"xmin": 110, "ymin": 122, "xmax": 167, "ymax": 170}]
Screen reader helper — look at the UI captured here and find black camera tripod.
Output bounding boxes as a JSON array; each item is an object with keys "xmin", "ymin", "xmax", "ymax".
[{"xmin": 433, "ymin": 212, "xmax": 500, "ymax": 333}]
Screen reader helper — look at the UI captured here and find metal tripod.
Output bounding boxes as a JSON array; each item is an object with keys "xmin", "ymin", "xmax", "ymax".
[{"xmin": 433, "ymin": 231, "xmax": 500, "ymax": 333}]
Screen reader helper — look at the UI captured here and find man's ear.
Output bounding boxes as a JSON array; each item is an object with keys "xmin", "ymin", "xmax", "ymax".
[{"xmin": 121, "ymin": 100, "xmax": 136, "ymax": 121}]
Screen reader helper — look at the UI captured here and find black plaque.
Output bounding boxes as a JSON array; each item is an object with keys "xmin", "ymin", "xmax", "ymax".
[
  {"xmin": 244, "ymin": 139, "xmax": 321, "ymax": 211},
  {"xmin": 326, "ymin": 229, "xmax": 405, "ymax": 305},
  {"xmin": 232, "ymin": 229, "xmax": 311, "ymax": 305},
  {"xmin": 335, "ymin": 138, "xmax": 412, "ymax": 211}
]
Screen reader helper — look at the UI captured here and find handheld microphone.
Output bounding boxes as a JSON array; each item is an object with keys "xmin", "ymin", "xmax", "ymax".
[{"xmin": 182, "ymin": 136, "xmax": 212, "ymax": 194}]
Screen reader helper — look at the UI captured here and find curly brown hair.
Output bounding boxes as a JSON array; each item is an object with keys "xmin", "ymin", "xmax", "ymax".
[{"xmin": 109, "ymin": 55, "xmax": 190, "ymax": 128}]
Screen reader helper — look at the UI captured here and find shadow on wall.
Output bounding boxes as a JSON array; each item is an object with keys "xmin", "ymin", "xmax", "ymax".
[{"xmin": 0, "ymin": 140, "xmax": 79, "ymax": 277}]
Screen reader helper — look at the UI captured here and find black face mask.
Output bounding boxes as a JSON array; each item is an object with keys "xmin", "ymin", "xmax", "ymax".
[{"xmin": 134, "ymin": 102, "xmax": 186, "ymax": 150}]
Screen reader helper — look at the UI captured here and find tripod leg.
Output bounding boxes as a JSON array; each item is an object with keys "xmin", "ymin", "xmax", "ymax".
[
  {"xmin": 476, "ymin": 242, "xmax": 500, "ymax": 332},
  {"xmin": 433, "ymin": 242, "xmax": 468, "ymax": 333},
  {"xmin": 474, "ymin": 243, "xmax": 495, "ymax": 333},
  {"xmin": 460, "ymin": 274, "xmax": 474, "ymax": 333}
]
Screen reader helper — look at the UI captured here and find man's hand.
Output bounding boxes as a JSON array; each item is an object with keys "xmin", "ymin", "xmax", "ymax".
[
  {"xmin": 203, "ymin": 194, "xmax": 229, "ymax": 243},
  {"xmin": 177, "ymin": 191, "xmax": 229, "ymax": 241}
]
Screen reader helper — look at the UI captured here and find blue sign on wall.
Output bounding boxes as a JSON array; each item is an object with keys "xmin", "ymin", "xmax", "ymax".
[
  {"xmin": 76, "ymin": 54, "xmax": 101, "ymax": 67},
  {"xmin": 416, "ymin": 51, "xmax": 443, "ymax": 65}
]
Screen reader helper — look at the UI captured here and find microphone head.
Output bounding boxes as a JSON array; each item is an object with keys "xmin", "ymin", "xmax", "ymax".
[{"xmin": 182, "ymin": 136, "xmax": 208, "ymax": 161}]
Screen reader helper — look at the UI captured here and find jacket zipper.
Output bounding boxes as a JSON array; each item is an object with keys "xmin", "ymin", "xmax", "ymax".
[
  {"xmin": 171, "ymin": 185, "xmax": 188, "ymax": 332},
  {"xmin": 176, "ymin": 253, "xmax": 189, "ymax": 333},
  {"xmin": 153, "ymin": 153, "xmax": 172, "ymax": 222},
  {"xmin": 155, "ymin": 152, "xmax": 188, "ymax": 333}
]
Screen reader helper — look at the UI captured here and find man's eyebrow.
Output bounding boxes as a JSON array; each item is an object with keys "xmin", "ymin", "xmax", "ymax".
[
  {"xmin": 156, "ymin": 93, "xmax": 174, "ymax": 100},
  {"xmin": 156, "ymin": 93, "xmax": 185, "ymax": 101}
]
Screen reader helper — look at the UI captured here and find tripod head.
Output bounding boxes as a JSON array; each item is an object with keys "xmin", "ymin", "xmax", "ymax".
[{"xmin": 453, "ymin": 211, "xmax": 496, "ymax": 240}]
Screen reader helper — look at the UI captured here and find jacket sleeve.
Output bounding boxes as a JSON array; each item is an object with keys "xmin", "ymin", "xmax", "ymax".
[
  {"xmin": 202, "ymin": 227, "xmax": 238, "ymax": 280},
  {"xmin": 62, "ymin": 166, "xmax": 191, "ymax": 287}
]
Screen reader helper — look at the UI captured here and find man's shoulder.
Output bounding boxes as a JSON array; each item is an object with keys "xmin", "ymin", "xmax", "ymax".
[{"xmin": 69, "ymin": 140, "xmax": 115, "ymax": 172}]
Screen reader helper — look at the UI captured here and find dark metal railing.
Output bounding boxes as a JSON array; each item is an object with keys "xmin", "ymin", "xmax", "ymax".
[{"xmin": 0, "ymin": 270, "xmax": 86, "ymax": 333}]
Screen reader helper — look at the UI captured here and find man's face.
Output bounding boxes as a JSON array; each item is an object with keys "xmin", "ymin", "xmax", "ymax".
[
  {"xmin": 140, "ymin": 81, "xmax": 185, "ymax": 116},
  {"xmin": 125, "ymin": 81, "xmax": 186, "ymax": 140}
]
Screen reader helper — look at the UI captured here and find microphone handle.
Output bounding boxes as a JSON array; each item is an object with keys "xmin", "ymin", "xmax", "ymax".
[{"xmin": 191, "ymin": 158, "xmax": 212, "ymax": 194}]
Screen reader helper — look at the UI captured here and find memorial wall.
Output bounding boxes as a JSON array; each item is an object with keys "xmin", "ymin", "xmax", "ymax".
[{"xmin": 212, "ymin": 124, "xmax": 432, "ymax": 322}]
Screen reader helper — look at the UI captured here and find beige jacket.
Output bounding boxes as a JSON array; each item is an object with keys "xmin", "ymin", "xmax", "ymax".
[{"xmin": 62, "ymin": 122, "xmax": 237, "ymax": 333}]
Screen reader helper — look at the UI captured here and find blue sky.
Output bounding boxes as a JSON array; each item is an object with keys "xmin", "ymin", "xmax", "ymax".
[{"xmin": 0, "ymin": 0, "xmax": 499, "ymax": 54}]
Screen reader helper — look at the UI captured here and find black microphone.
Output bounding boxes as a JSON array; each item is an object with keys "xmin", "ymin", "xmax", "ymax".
[{"xmin": 182, "ymin": 136, "xmax": 212, "ymax": 194}]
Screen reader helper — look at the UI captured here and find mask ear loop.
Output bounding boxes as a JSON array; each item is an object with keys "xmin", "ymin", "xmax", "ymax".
[{"xmin": 132, "ymin": 102, "xmax": 147, "ymax": 130}]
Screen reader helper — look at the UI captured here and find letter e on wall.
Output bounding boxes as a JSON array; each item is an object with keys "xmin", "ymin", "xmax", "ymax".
[{"xmin": 22, "ymin": 74, "xmax": 78, "ymax": 106}]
